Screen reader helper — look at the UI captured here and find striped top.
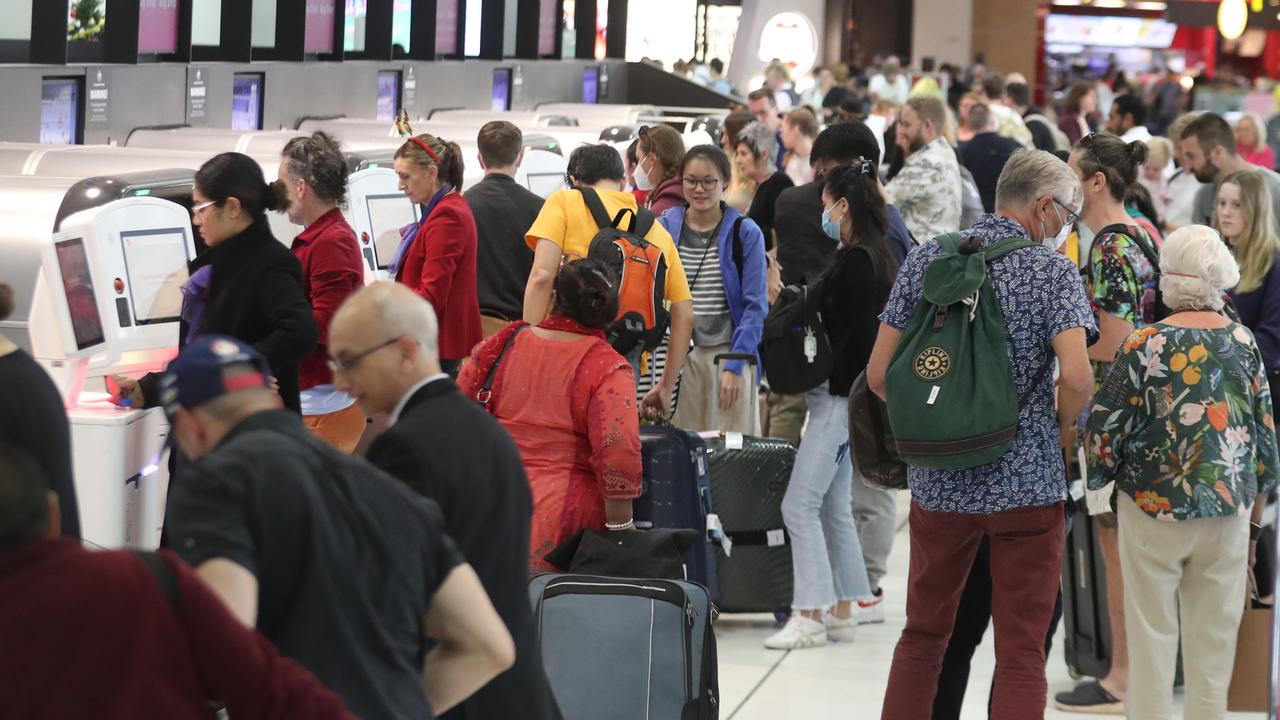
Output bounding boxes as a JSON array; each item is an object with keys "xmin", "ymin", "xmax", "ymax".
[{"xmin": 678, "ymin": 222, "xmax": 733, "ymax": 347}]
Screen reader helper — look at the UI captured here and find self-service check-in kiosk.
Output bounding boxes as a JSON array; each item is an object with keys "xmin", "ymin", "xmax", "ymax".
[{"xmin": 0, "ymin": 173, "xmax": 197, "ymax": 551}]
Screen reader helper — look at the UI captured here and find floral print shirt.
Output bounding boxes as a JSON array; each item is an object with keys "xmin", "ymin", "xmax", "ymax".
[
  {"xmin": 1086, "ymin": 323, "xmax": 1279, "ymax": 521},
  {"xmin": 886, "ymin": 137, "xmax": 963, "ymax": 243}
]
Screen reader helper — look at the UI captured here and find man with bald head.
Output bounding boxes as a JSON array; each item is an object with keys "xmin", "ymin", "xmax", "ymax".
[{"xmin": 329, "ymin": 283, "xmax": 561, "ymax": 720}]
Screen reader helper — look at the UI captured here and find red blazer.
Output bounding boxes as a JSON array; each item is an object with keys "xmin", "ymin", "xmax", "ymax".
[{"xmin": 395, "ymin": 192, "xmax": 483, "ymax": 360}]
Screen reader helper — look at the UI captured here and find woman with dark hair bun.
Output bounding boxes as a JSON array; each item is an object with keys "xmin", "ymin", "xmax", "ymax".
[
  {"xmin": 393, "ymin": 133, "xmax": 483, "ymax": 374},
  {"xmin": 458, "ymin": 259, "xmax": 643, "ymax": 571},
  {"xmin": 112, "ymin": 152, "xmax": 318, "ymax": 413}
]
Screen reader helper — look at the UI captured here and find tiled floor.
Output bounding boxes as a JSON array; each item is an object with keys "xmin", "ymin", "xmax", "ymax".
[{"xmin": 714, "ymin": 495, "xmax": 1269, "ymax": 719}]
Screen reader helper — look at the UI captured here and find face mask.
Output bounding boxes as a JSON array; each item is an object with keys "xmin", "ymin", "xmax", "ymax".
[
  {"xmin": 1040, "ymin": 203, "xmax": 1071, "ymax": 250},
  {"xmin": 633, "ymin": 155, "xmax": 655, "ymax": 191},
  {"xmin": 821, "ymin": 205, "xmax": 843, "ymax": 242}
]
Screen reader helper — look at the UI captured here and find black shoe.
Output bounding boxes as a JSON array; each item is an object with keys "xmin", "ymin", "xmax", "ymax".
[{"xmin": 1053, "ymin": 680, "xmax": 1124, "ymax": 715}]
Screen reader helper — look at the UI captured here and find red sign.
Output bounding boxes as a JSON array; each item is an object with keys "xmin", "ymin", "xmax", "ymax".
[
  {"xmin": 138, "ymin": 0, "xmax": 179, "ymax": 54},
  {"xmin": 305, "ymin": 0, "xmax": 337, "ymax": 54}
]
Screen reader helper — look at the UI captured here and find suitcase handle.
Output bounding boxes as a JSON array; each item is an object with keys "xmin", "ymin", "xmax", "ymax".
[
  {"xmin": 712, "ymin": 352, "xmax": 757, "ymax": 366},
  {"xmin": 710, "ymin": 353, "xmax": 761, "ymax": 436}
]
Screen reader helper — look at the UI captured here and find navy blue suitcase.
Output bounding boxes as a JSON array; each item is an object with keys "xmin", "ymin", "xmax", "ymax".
[{"xmin": 635, "ymin": 425, "xmax": 720, "ymax": 600}]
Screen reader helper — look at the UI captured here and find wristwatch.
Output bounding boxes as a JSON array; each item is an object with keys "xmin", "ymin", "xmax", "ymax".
[{"xmin": 1250, "ymin": 522, "xmax": 1263, "ymax": 541}]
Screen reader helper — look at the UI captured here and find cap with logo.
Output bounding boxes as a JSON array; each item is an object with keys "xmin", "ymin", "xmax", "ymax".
[{"xmin": 159, "ymin": 335, "xmax": 271, "ymax": 420}]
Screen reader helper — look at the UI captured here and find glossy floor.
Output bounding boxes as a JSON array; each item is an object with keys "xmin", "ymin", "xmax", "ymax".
[{"xmin": 714, "ymin": 494, "xmax": 1268, "ymax": 719}]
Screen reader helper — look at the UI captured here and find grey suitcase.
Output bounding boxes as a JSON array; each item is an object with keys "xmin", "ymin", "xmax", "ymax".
[{"xmin": 529, "ymin": 573, "xmax": 718, "ymax": 720}]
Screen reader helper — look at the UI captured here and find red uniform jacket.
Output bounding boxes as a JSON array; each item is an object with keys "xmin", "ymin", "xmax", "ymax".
[
  {"xmin": 291, "ymin": 208, "xmax": 365, "ymax": 390},
  {"xmin": 395, "ymin": 192, "xmax": 483, "ymax": 361}
]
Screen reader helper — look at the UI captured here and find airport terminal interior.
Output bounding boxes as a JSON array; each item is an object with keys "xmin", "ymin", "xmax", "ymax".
[{"xmin": 3, "ymin": 0, "xmax": 1280, "ymax": 718}]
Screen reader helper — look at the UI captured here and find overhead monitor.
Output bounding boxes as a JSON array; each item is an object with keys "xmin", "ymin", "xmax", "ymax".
[
  {"xmin": 40, "ymin": 78, "xmax": 80, "ymax": 145},
  {"xmin": 54, "ymin": 237, "xmax": 106, "ymax": 353},
  {"xmin": 120, "ymin": 228, "xmax": 189, "ymax": 325},
  {"xmin": 377, "ymin": 70, "xmax": 401, "ymax": 122},
  {"xmin": 366, "ymin": 193, "xmax": 417, "ymax": 270},
  {"xmin": 492, "ymin": 68, "xmax": 513, "ymax": 112},
  {"xmin": 526, "ymin": 172, "xmax": 566, "ymax": 198},
  {"xmin": 232, "ymin": 74, "xmax": 265, "ymax": 131},
  {"xmin": 582, "ymin": 67, "xmax": 600, "ymax": 105}
]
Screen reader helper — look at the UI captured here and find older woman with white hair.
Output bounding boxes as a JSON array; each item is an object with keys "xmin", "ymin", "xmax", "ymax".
[
  {"xmin": 736, "ymin": 120, "xmax": 794, "ymax": 251},
  {"xmin": 1085, "ymin": 224, "xmax": 1279, "ymax": 720}
]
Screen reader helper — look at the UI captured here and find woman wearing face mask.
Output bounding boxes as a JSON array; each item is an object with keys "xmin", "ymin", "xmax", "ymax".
[
  {"xmin": 392, "ymin": 133, "xmax": 483, "ymax": 375},
  {"xmin": 636, "ymin": 125, "xmax": 687, "ymax": 215},
  {"xmin": 765, "ymin": 160, "xmax": 898, "ymax": 650},
  {"xmin": 1055, "ymin": 131, "xmax": 1156, "ymax": 714},
  {"xmin": 655, "ymin": 145, "xmax": 769, "ymax": 433},
  {"xmin": 1216, "ymin": 170, "xmax": 1280, "ymax": 402},
  {"xmin": 737, "ymin": 121, "xmax": 795, "ymax": 251},
  {"xmin": 112, "ymin": 152, "xmax": 319, "ymax": 413}
]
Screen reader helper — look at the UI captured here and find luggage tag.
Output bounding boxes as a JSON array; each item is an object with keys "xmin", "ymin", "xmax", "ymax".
[
  {"xmin": 707, "ymin": 514, "xmax": 731, "ymax": 556},
  {"xmin": 804, "ymin": 329, "xmax": 818, "ymax": 364},
  {"xmin": 724, "ymin": 432, "xmax": 744, "ymax": 450},
  {"xmin": 766, "ymin": 529, "xmax": 787, "ymax": 547}
]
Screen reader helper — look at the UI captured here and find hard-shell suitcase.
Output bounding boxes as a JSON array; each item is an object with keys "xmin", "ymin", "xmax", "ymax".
[
  {"xmin": 701, "ymin": 353, "xmax": 795, "ymax": 615},
  {"xmin": 1061, "ymin": 448, "xmax": 1112, "ymax": 679},
  {"xmin": 529, "ymin": 573, "xmax": 719, "ymax": 720},
  {"xmin": 635, "ymin": 425, "xmax": 720, "ymax": 598}
]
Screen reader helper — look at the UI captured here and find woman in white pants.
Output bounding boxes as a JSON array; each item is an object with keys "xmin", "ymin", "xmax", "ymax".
[{"xmin": 1085, "ymin": 225, "xmax": 1279, "ymax": 719}]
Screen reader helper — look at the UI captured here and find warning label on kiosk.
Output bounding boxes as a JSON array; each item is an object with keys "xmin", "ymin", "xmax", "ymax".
[{"xmin": 86, "ymin": 68, "xmax": 111, "ymax": 129}]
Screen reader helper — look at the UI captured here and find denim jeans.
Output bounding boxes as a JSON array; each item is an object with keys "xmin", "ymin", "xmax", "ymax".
[{"xmin": 780, "ymin": 386, "xmax": 873, "ymax": 610}]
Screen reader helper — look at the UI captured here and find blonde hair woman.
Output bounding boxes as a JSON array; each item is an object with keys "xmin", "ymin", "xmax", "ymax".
[
  {"xmin": 1234, "ymin": 112, "xmax": 1275, "ymax": 170},
  {"xmin": 1215, "ymin": 169, "xmax": 1280, "ymax": 399}
]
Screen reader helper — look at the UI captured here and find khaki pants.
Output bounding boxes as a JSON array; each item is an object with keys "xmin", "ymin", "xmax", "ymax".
[
  {"xmin": 303, "ymin": 403, "xmax": 367, "ymax": 454},
  {"xmin": 765, "ymin": 390, "xmax": 807, "ymax": 447},
  {"xmin": 1118, "ymin": 494, "xmax": 1250, "ymax": 720},
  {"xmin": 671, "ymin": 344, "xmax": 756, "ymax": 434}
]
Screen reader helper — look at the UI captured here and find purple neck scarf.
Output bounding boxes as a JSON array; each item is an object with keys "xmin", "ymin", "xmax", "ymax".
[
  {"xmin": 180, "ymin": 265, "xmax": 214, "ymax": 345},
  {"xmin": 387, "ymin": 184, "xmax": 452, "ymax": 279}
]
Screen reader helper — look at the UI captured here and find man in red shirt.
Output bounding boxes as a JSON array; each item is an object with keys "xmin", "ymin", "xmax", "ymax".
[
  {"xmin": 0, "ymin": 443, "xmax": 353, "ymax": 719},
  {"xmin": 279, "ymin": 131, "xmax": 367, "ymax": 452}
]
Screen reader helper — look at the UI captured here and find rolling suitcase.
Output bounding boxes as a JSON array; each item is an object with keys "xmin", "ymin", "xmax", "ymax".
[
  {"xmin": 635, "ymin": 425, "xmax": 720, "ymax": 599},
  {"xmin": 703, "ymin": 354, "xmax": 796, "ymax": 615},
  {"xmin": 1061, "ymin": 446, "xmax": 1112, "ymax": 679},
  {"xmin": 529, "ymin": 573, "xmax": 719, "ymax": 720}
]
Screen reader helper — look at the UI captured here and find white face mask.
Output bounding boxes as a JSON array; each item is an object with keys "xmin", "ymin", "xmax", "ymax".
[
  {"xmin": 633, "ymin": 154, "xmax": 655, "ymax": 191},
  {"xmin": 1040, "ymin": 202, "xmax": 1072, "ymax": 250}
]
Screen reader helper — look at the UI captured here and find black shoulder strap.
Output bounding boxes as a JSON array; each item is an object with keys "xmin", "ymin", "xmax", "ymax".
[
  {"xmin": 634, "ymin": 206, "xmax": 655, "ymax": 238},
  {"xmin": 731, "ymin": 215, "xmax": 745, "ymax": 282},
  {"xmin": 577, "ymin": 187, "xmax": 614, "ymax": 230},
  {"xmin": 477, "ymin": 324, "xmax": 529, "ymax": 410},
  {"xmin": 131, "ymin": 550, "xmax": 181, "ymax": 613}
]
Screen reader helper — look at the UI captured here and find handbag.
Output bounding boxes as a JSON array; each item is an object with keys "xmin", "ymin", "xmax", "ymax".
[
  {"xmin": 1227, "ymin": 569, "xmax": 1273, "ymax": 713},
  {"xmin": 848, "ymin": 369, "xmax": 908, "ymax": 490},
  {"xmin": 474, "ymin": 324, "xmax": 528, "ymax": 414}
]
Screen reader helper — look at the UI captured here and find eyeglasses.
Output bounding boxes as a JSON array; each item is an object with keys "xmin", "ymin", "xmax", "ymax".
[
  {"xmin": 682, "ymin": 177, "xmax": 721, "ymax": 190},
  {"xmin": 1052, "ymin": 198, "xmax": 1080, "ymax": 227},
  {"xmin": 327, "ymin": 336, "xmax": 401, "ymax": 374},
  {"xmin": 190, "ymin": 200, "xmax": 221, "ymax": 217}
]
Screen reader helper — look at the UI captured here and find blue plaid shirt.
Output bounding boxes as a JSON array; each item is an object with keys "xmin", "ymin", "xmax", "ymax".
[{"xmin": 879, "ymin": 214, "xmax": 1098, "ymax": 514}]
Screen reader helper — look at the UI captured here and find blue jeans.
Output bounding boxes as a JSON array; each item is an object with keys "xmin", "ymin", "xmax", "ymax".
[{"xmin": 781, "ymin": 386, "xmax": 873, "ymax": 610}]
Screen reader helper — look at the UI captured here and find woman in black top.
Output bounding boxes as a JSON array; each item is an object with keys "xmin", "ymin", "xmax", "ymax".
[
  {"xmin": 737, "ymin": 121, "xmax": 795, "ymax": 251},
  {"xmin": 765, "ymin": 159, "xmax": 899, "ymax": 650},
  {"xmin": 117, "ymin": 153, "xmax": 318, "ymax": 412},
  {"xmin": 0, "ymin": 284, "xmax": 80, "ymax": 538}
]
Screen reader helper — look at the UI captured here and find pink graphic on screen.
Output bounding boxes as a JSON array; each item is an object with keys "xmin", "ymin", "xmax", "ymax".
[
  {"xmin": 305, "ymin": 0, "xmax": 336, "ymax": 53},
  {"xmin": 538, "ymin": 0, "xmax": 556, "ymax": 55},
  {"xmin": 436, "ymin": 0, "xmax": 458, "ymax": 54},
  {"xmin": 138, "ymin": 0, "xmax": 179, "ymax": 54}
]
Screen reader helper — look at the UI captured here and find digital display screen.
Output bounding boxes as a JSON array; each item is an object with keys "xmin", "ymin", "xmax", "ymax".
[
  {"xmin": 526, "ymin": 172, "xmax": 566, "ymax": 197},
  {"xmin": 121, "ymin": 228, "xmax": 189, "ymax": 325},
  {"xmin": 492, "ymin": 68, "xmax": 512, "ymax": 112},
  {"xmin": 366, "ymin": 194, "xmax": 418, "ymax": 270},
  {"xmin": 232, "ymin": 74, "xmax": 264, "ymax": 131},
  {"xmin": 436, "ymin": 0, "xmax": 459, "ymax": 55},
  {"xmin": 377, "ymin": 70, "xmax": 400, "ymax": 122},
  {"xmin": 54, "ymin": 238, "xmax": 105, "ymax": 351},
  {"xmin": 40, "ymin": 78, "xmax": 79, "ymax": 145},
  {"xmin": 583, "ymin": 67, "xmax": 599, "ymax": 104}
]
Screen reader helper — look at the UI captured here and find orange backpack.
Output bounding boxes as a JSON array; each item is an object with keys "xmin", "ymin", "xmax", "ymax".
[{"xmin": 579, "ymin": 188, "xmax": 669, "ymax": 354}]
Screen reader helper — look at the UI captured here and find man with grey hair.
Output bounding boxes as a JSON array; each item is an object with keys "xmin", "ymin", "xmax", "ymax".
[
  {"xmin": 278, "ymin": 131, "xmax": 367, "ymax": 452},
  {"xmin": 959, "ymin": 103, "xmax": 1023, "ymax": 213},
  {"xmin": 868, "ymin": 149, "xmax": 1099, "ymax": 718},
  {"xmin": 329, "ymin": 282, "xmax": 563, "ymax": 720}
]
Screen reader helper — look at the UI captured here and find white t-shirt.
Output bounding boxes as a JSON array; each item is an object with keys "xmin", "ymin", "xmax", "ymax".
[{"xmin": 869, "ymin": 74, "xmax": 911, "ymax": 106}]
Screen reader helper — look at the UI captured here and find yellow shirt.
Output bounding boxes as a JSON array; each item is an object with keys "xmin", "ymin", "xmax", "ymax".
[{"xmin": 526, "ymin": 188, "xmax": 693, "ymax": 304}]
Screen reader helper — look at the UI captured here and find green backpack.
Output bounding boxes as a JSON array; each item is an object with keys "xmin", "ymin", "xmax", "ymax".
[{"xmin": 885, "ymin": 233, "xmax": 1048, "ymax": 470}]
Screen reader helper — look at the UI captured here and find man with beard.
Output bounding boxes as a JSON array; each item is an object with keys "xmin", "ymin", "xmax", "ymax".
[
  {"xmin": 886, "ymin": 96, "xmax": 963, "ymax": 242},
  {"xmin": 1180, "ymin": 112, "xmax": 1280, "ymax": 231}
]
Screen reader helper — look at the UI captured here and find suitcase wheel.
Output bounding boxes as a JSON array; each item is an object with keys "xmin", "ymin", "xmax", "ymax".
[{"xmin": 774, "ymin": 610, "xmax": 791, "ymax": 624}]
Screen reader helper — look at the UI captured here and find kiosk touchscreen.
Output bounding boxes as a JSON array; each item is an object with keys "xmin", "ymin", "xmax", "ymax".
[
  {"xmin": 348, "ymin": 166, "xmax": 420, "ymax": 281},
  {"xmin": 514, "ymin": 149, "xmax": 569, "ymax": 198}
]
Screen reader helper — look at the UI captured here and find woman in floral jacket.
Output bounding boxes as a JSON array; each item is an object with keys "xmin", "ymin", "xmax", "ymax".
[{"xmin": 1087, "ymin": 225, "xmax": 1279, "ymax": 720}]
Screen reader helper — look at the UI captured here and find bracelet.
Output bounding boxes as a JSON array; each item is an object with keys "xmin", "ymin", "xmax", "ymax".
[
  {"xmin": 1251, "ymin": 522, "xmax": 1263, "ymax": 541},
  {"xmin": 605, "ymin": 519, "xmax": 636, "ymax": 531}
]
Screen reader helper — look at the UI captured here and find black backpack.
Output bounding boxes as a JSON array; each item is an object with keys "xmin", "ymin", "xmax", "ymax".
[{"xmin": 579, "ymin": 187, "xmax": 669, "ymax": 355}]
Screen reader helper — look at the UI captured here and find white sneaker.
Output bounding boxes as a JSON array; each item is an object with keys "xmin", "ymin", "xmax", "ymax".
[
  {"xmin": 853, "ymin": 590, "xmax": 886, "ymax": 625},
  {"xmin": 822, "ymin": 612, "xmax": 856, "ymax": 643},
  {"xmin": 763, "ymin": 614, "xmax": 828, "ymax": 650}
]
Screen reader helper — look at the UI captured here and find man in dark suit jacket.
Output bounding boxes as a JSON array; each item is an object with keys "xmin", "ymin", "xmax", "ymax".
[
  {"xmin": 329, "ymin": 282, "xmax": 562, "ymax": 720},
  {"xmin": 464, "ymin": 120, "xmax": 547, "ymax": 336},
  {"xmin": 958, "ymin": 103, "xmax": 1022, "ymax": 213}
]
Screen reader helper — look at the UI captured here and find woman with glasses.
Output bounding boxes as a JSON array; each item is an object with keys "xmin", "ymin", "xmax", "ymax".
[
  {"xmin": 112, "ymin": 152, "xmax": 318, "ymax": 414},
  {"xmin": 1055, "ymin": 131, "xmax": 1156, "ymax": 715},
  {"xmin": 457, "ymin": 259, "xmax": 643, "ymax": 571},
  {"xmin": 655, "ymin": 145, "xmax": 769, "ymax": 433},
  {"xmin": 635, "ymin": 124, "xmax": 687, "ymax": 215},
  {"xmin": 738, "ymin": 121, "xmax": 795, "ymax": 251}
]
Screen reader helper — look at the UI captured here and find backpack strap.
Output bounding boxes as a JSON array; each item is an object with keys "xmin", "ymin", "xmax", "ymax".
[
  {"xmin": 731, "ymin": 215, "xmax": 745, "ymax": 283},
  {"xmin": 131, "ymin": 550, "xmax": 181, "ymax": 613},
  {"xmin": 634, "ymin": 206, "xmax": 656, "ymax": 238},
  {"xmin": 577, "ymin": 187, "xmax": 615, "ymax": 230},
  {"xmin": 936, "ymin": 232, "xmax": 965, "ymax": 254},
  {"xmin": 981, "ymin": 236, "xmax": 1037, "ymax": 262}
]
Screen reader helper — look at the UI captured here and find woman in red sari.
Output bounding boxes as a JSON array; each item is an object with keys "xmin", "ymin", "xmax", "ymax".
[{"xmin": 458, "ymin": 259, "xmax": 642, "ymax": 571}]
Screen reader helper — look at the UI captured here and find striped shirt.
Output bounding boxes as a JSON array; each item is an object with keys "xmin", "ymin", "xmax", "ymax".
[{"xmin": 678, "ymin": 222, "xmax": 733, "ymax": 347}]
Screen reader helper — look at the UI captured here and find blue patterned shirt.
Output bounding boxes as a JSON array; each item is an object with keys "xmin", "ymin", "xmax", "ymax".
[{"xmin": 879, "ymin": 214, "xmax": 1098, "ymax": 514}]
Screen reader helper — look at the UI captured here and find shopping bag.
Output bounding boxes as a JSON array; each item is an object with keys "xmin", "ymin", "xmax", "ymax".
[{"xmin": 1227, "ymin": 571, "xmax": 1273, "ymax": 713}]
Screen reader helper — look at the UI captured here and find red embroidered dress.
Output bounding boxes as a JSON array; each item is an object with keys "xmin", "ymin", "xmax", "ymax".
[{"xmin": 457, "ymin": 317, "xmax": 643, "ymax": 571}]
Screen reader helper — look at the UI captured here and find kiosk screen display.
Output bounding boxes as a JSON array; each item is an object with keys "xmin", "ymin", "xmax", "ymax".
[
  {"xmin": 55, "ymin": 238, "xmax": 105, "ymax": 351},
  {"xmin": 232, "ymin": 74, "xmax": 264, "ymax": 131},
  {"xmin": 41, "ymin": 78, "xmax": 80, "ymax": 145},
  {"xmin": 121, "ymin": 228, "xmax": 190, "ymax": 325},
  {"xmin": 526, "ymin": 172, "xmax": 566, "ymax": 197},
  {"xmin": 366, "ymin": 194, "xmax": 418, "ymax": 270},
  {"xmin": 492, "ymin": 68, "xmax": 512, "ymax": 111},
  {"xmin": 583, "ymin": 67, "xmax": 599, "ymax": 104},
  {"xmin": 377, "ymin": 70, "xmax": 400, "ymax": 121}
]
